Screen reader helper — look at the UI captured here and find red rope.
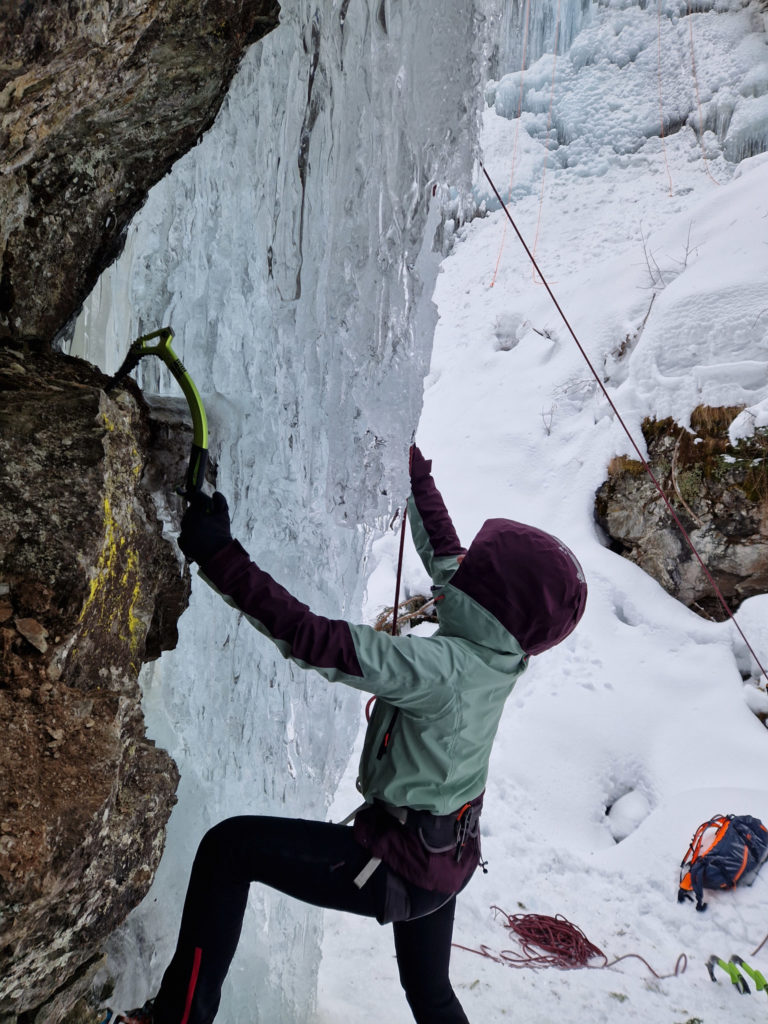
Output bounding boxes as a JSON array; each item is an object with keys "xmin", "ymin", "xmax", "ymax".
[
  {"xmin": 496, "ymin": 910, "xmax": 605, "ymax": 969},
  {"xmin": 454, "ymin": 909, "xmax": 688, "ymax": 979},
  {"xmin": 366, "ymin": 487, "xmax": 410, "ymax": 722},
  {"xmin": 480, "ymin": 162, "xmax": 768, "ymax": 686}
]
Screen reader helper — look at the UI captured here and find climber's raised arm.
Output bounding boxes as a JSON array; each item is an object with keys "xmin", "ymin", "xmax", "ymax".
[{"xmin": 407, "ymin": 445, "xmax": 466, "ymax": 588}]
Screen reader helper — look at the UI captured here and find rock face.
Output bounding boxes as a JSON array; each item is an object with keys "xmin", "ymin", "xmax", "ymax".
[
  {"xmin": 595, "ymin": 407, "xmax": 768, "ymax": 620},
  {"xmin": 0, "ymin": 0, "xmax": 280, "ymax": 346},
  {"xmin": 0, "ymin": 4, "xmax": 279, "ymax": 1018},
  {"xmin": 0, "ymin": 344, "xmax": 192, "ymax": 1023}
]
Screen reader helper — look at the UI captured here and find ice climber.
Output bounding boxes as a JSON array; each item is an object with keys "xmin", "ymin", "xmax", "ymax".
[{"xmin": 105, "ymin": 445, "xmax": 587, "ymax": 1024}]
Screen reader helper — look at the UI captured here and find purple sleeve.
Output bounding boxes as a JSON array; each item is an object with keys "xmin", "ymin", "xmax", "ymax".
[
  {"xmin": 410, "ymin": 446, "xmax": 465, "ymax": 557},
  {"xmin": 200, "ymin": 540, "xmax": 364, "ymax": 677}
]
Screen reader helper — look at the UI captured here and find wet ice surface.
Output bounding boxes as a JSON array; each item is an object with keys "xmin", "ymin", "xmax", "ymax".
[
  {"xmin": 68, "ymin": 1, "xmax": 482, "ymax": 1020},
  {"xmin": 318, "ymin": 1, "xmax": 768, "ymax": 1022},
  {"xmin": 66, "ymin": 0, "xmax": 768, "ymax": 1020}
]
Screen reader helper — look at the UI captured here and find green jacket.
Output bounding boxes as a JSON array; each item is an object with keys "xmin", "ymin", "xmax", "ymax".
[{"xmin": 200, "ymin": 448, "xmax": 586, "ymax": 816}]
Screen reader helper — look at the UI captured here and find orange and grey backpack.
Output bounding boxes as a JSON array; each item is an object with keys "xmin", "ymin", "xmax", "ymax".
[{"xmin": 678, "ymin": 814, "xmax": 768, "ymax": 911}]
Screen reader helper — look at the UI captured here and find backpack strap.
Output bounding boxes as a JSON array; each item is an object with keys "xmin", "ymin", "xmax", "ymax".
[{"xmin": 678, "ymin": 815, "xmax": 730, "ymax": 911}]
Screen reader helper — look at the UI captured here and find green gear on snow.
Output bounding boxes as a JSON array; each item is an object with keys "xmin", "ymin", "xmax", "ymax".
[
  {"xmin": 706, "ymin": 954, "xmax": 768, "ymax": 995},
  {"xmin": 731, "ymin": 955, "xmax": 768, "ymax": 994}
]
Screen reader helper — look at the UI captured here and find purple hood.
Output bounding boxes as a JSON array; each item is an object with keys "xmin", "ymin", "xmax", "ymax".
[{"xmin": 447, "ymin": 518, "xmax": 587, "ymax": 656}]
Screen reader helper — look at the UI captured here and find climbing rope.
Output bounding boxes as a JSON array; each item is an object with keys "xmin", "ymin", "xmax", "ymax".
[
  {"xmin": 490, "ymin": 0, "xmax": 532, "ymax": 289},
  {"xmin": 531, "ymin": 0, "xmax": 562, "ymax": 282},
  {"xmin": 492, "ymin": 0, "xmax": 721, "ymax": 266},
  {"xmin": 656, "ymin": 0, "xmax": 675, "ymax": 196},
  {"xmin": 391, "ymin": 505, "xmax": 408, "ymax": 638},
  {"xmin": 364, "ymin": 457, "xmax": 413, "ymax": 726},
  {"xmin": 686, "ymin": 2, "xmax": 721, "ymax": 185},
  {"xmin": 454, "ymin": 908, "xmax": 688, "ymax": 978},
  {"xmin": 481, "ymin": 162, "xmax": 768, "ymax": 686}
]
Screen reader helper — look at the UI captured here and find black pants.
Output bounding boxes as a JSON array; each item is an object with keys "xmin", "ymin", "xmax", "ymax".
[{"xmin": 152, "ymin": 816, "xmax": 470, "ymax": 1024}]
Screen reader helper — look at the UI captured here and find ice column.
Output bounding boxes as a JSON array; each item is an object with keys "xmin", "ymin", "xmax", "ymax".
[
  {"xmin": 494, "ymin": 0, "xmax": 593, "ymax": 72},
  {"xmin": 67, "ymin": 1, "xmax": 484, "ymax": 1021}
]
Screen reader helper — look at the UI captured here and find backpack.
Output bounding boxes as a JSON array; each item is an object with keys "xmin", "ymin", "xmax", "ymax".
[{"xmin": 678, "ymin": 814, "xmax": 768, "ymax": 911}]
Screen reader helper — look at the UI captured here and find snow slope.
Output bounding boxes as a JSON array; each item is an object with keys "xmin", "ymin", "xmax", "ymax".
[{"xmin": 316, "ymin": 1, "xmax": 768, "ymax": 1021}]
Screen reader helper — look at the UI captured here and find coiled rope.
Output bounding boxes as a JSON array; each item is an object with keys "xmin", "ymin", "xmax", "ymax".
[
  {"xmin": 454, "ymin": 908, "xmax": 688, "ymax": 978},
  {"xmin": 480, "ymin": 162, "xmax": 768, "ymax": 687}
]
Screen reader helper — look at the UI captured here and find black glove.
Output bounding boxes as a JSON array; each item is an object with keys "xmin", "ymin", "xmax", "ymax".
[
  {"xmin": 178, "ymin": 491, "xmax": 233, "ymax": 566},
  {"xmin": 409, "ymin": 444, "xmax": 431, "ymax": 484}
]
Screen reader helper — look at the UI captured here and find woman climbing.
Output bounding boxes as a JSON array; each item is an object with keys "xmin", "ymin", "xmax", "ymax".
[{"xmin": 104, "ymin": 445, "xmax": 587, "ymax": 1024}]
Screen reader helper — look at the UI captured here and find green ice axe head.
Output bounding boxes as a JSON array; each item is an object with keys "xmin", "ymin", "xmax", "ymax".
[
  {"xmin": 731, "ymin": 956, "xmax": 768, "ymax": 994},
  {"xmin": 111, "ymin": 327, "xmax": 208, "ymax": 498},
  {"xmin": 706, "ymin": 955, "xmax": 750, "ymax": 994}
]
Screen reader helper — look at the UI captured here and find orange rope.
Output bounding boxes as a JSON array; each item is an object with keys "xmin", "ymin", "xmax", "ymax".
[
  {"xmin": 657, "ymin": 0, "xmax": 675, "ymax": 196},
  {"xmin": 481, "ymin": 162, "xmax": 768, "ymax": 686},
  {"xmin": 490, "ymin": 0, "xmax": 533, "ymax": 289},
  {"xmin": 686, "ymin": 4, "xmax": 721, "ymax": 185},
  {"xmin": 531, "ymin": 0, "xmax": 562, "ymax": 283}
]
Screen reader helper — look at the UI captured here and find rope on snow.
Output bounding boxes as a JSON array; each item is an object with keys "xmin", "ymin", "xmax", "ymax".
[{"xmin": 454, "ymin": 908, "xmax": 688, "ymax": 979}]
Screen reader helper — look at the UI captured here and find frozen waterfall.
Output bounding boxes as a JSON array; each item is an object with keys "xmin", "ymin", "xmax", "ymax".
[
  {"xmin": 62, "ymin": 0, "xmax": 768, "ymax": 1019},
  {"xmin": 65, "ymin": 1, "xmax": 486, "ymax": 1021},
  {"xmin": 493, "ymin": 0, "xmax": 593, "ymax": 74}
]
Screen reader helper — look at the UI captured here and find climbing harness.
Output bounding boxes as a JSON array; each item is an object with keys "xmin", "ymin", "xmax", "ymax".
[
  {"xmin": 707, "ymin": 955, "xmax": 768, "ymax": 995},
  {"xmin": 481, "ymin": 162, "xmax": 768, "ymax": 686},
  {"xmin": 346, "ymin": 797, "xmax": 484, "ymax": 891},
  {"xmin": 377, "ymin": 799, "xmax": 483, "ymax": 862},
  {"xmin": 111, "ymin": 327, "xmax": 208, "ymax": 498},
  {"xmin": 454, "ymin": 907, "xmax": 687, "ymax": 979}
]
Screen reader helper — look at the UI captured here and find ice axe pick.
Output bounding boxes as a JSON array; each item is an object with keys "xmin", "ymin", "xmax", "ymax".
[{"xmin": 111, "ymin": 327, "xmax": 208, "ymax": 498}]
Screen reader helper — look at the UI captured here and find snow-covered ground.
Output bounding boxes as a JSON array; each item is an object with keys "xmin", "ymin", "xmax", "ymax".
[{"xmin": 315, "ymin": 2, "xmax": 768, "ymax": 1021}]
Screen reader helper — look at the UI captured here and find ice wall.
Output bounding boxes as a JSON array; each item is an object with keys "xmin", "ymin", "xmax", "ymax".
[
  {"xmin": 482, "ymin": 0, "xmax": 768, "ymax": 202},
  {"xmin": 65, "ymin": 2, "xmax": 485, "ymax": 1021},
  {"xmin": 492, "ymin": 0, "xmax": 593, "ymax": 74}
]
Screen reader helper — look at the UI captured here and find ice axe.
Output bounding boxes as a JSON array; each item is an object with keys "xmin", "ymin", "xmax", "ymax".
[
  {"xmin": 111, "ymin": 327, "xmax": 208, "ymax": 497},
  {"xmin": 706, "ymin": 954, "xmax": 751, "ymax": 994},
  {"xmin": 730, "ymin": 955, "xmax": 768, "ymax": 995}
]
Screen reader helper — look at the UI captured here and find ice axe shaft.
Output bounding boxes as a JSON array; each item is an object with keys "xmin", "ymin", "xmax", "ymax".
[
  {"xmin": 731, "ymin": 956, "xmax": 768, "ymax": 994},
  {"xmin": 112, "ymin": 327, "xmax": 208, "ymax": 497}
]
